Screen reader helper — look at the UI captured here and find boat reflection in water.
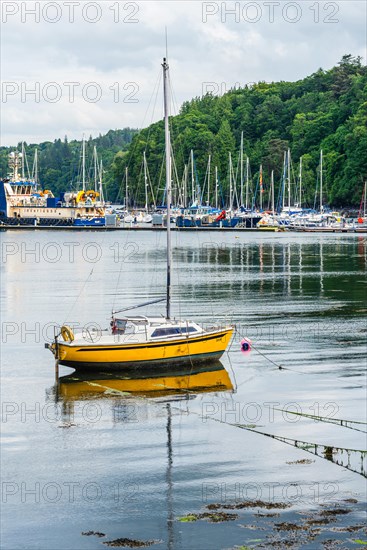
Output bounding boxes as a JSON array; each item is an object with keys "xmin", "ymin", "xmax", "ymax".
[
  {"xmin": 51, "ymin": 361, "xmax": 233, "ymax": 549},
  {"xmin": 56, "ymin": 361, "xmax": 233, "ymax": 402}
]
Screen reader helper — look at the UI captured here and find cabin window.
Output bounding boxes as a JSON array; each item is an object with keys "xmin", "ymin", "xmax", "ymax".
[
  {"xmin": 150, "ymin": 326, "xmax": 197, "ymax": 338},
  {"xmin": 151, "ymin": 328, "xmax": 181, "ymax": 338},
  {"xmin": 152, "ymin": 327, "xmax": 197, "ymax": 338},
  {"xmin": 181, "ymin": 326, "xmax": 198, "ymax": 334}
]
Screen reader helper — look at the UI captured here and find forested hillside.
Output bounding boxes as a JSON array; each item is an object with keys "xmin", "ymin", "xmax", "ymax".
[
  {"xmin": 1, "ymin": 55, "xmax": 366, "ymax": 207},
  {"xmin": 118, "ymin": 54, "xmax": 367, "ymax": 208}
]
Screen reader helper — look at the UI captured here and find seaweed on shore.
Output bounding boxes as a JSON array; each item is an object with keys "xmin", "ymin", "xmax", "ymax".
[
  {"xmin": 102, "ymin": 538, "xmax": 156, "ymax": 548},
  {"xmin": 275, "ymin": 522, "xmax": 304, "ymax": 531},
  {"xmin": 206, "ymin": 500, "xmax": 291, "ymax": 511},
  {"xmin": 320, "ymin": 508, "xmax": 351, "ymax": 516},
  {"xmin": 179, "ymin": 511, "xmax": 238, "ymax": 523},
  {"xmin": 82, "ymin": 531, "xmax": 105, "ymax": 537}
]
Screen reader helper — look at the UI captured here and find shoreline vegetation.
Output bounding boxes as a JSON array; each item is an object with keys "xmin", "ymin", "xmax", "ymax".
[{"xmin": 1, "ymin": 54, "xmax": 366, "ymax": 208}]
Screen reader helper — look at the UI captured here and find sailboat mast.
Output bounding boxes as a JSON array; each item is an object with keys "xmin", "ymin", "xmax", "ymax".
[
  {"xmin": 207, "ymin": 154, "xmax": 211, "ymax": 206},
  {"xmin": 82, "ymin": 135, "xmax": 86, "ymax": 192},
  {"xmin": 229, "ymin": 152, "xmax": 233, "ymax": 212},
  {"xmin": 287, "ymin": 148, "xmax": 291, "ymax": 210},
  {"xmin": 21, "ymin": 142, "xmax": 25, "ymax": 180},
  {"xmin": 183, "ymin": 164, "xmax": 188, "ymax": 208},
  {"xmin": 191, "ymin": 149, "xmax": 194, "ymax": 205},
  {"xmin": 364, "ymin": 181, "xmax": 367, "ymax": 218},
  {"xmin": 320, "ymin": 149, "xmax": 323, "ymax": 213},
  {"xmin": 144, "ymin": 150, "xmax": 148, "ymax": 211},
  {"xmin": 299, "ymin": 156, "xmax": 302, "ymax": 209},
  {"xmin": 245, "ymin": 156, "xmax": 249, "ymax": 210},
  {"xmin": 240, "ymin": 131, "xmax": 244, "ymax": 206},
  {"xmin": 94, "ymin": 146, "xmax": 98, "ymax": 192},
  {"xmin": 34, "ymin": 149, "xmax": 38, "ymax": 188},
  {"xmin": 271, "ymin": 170, "xmax": 275, "ymax": 220},
  {"xmin": 163, "ymin": 57, "xmax": 172, "ymax": 320},
  {"xmin": 125, "ymin": 167, "xmax": 128, "ymax": 209},
  {"xmin": 99, "ymin": 158, "xmax": 104, "ymax": 203},
  {"xmin": 282, "ymin": 151, "xmax": 286, "ymax": 210},
  {"xmin": 215, "ymin": 166, "xmax": 218, "ymax": 210},
  {"xmin": 259, "ymin": 164, "xmax": 263, "ymax": 211}
]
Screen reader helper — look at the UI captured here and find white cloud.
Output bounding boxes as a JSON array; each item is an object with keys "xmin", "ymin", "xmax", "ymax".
[{"xmin": 1, "ymin": 0, "xmax": 366, "ymax": 145}]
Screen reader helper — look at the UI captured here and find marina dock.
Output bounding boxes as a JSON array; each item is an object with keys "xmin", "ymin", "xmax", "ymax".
[{"xmin": 1, "ymin": 224, "xmax": 366, "ymax": 233}]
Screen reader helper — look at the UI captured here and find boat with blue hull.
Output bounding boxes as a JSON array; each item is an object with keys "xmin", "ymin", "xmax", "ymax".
[
  {"xmin": 176, "ymin": 206, "xmax": 262, "ymax": 228},
  {"xmin": 0, "ymin": 150, "xmax": 107, "ymax": 227}
]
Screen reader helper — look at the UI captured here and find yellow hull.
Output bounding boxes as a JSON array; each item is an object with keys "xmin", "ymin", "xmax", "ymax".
[
  {"xmin": 55, "ymin": 328, "xmax": 233, "ymax": 370},
  {"xmin": 58, "ymin": 366, "xmax": 233, "ymax": 399}
]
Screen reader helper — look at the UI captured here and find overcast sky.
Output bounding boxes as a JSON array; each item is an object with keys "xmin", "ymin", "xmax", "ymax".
[{"xmin": 1, "ymin": 0, "xmax": 366, "ymax": 146}]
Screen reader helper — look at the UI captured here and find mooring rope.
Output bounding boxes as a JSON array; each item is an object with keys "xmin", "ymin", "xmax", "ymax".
[
  {"xmin": 273, "ymin": 408, "xmax": 367, "ymax": 434},
  {"xmin": 200, "ymin": 414, "xmax": 367, "ymax": 479},
  {"xmin": 234, "ymin": 326, "xmax": 307, "ymax": 374}
]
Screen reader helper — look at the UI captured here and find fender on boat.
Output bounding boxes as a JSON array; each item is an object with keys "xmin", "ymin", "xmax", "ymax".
[{"xmin": 61, "ymin": 325, "xmax": 75, "ymax": 342}]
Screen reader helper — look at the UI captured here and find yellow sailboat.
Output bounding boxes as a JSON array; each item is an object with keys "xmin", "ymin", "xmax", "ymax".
[{"xmin": 46, "ymin": 58, "xmax": 233, "ymax": 371}]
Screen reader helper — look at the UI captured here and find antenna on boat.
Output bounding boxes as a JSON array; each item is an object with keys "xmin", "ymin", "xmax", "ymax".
[{"xmin": 165, "ymin": 26, "xmax": 168, "ymax": 60}]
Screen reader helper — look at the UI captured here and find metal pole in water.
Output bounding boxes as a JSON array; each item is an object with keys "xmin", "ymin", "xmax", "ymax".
[{"xmin": 55, "ymin": 359, "xmax": 59, "ymax": 383}]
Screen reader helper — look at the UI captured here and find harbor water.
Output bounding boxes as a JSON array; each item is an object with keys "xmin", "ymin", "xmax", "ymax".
[{"xmin": 1, "ymin": 230, "xmax": 366, "ymax": 549}]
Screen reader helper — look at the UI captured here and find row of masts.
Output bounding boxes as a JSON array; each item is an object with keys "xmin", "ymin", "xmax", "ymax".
[{"xmin": 123, "ymin": 139, "xmax": 326, "ymax": 213}]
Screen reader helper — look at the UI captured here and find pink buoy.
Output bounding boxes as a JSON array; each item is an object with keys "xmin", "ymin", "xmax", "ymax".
[{"xmin": 240, "ymin": 337, "xmax": 252, "ymax": 353}]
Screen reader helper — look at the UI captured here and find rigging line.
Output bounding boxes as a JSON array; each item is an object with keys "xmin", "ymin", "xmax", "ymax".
[
  {"xmin": 62, "ymin": 218, "xmax": 111, "ymax": 323},
  {"xmin": 273, "ymin": 408, "xmax": 367, "ymax": 433},
  {"xmin": 122, "ymin": 70, "xmax": 162, "ymax": 185},
  {"xmin": 224, "ymin": 341, "xmax": 238, "ymax": 394},
  {"xmin": 63, "ymin": 266, "xmax": 95, "ymax": 324},
  {"xmin": 112, "ymin": 228, "xmax": 134, "ymax": 313},
  {"xmin": 146, "ymin": 71, "xmax": 163, "ymax": 143},
  {"xmin": 142, "ymin": 69, "xmax": 162, "ymax": 139}
]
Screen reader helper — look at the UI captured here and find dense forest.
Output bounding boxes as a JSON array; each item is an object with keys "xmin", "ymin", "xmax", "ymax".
[
  {"xmin": 120, "ymin": 54, "xmax": 367, "ymax": 209},
  {"xmin": 1, "ymin": 55, "xmax": 366, "ymax": 208}
]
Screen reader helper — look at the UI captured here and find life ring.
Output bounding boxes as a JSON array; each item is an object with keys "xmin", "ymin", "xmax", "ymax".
[{"xmin": 61, "ymin": 325, "xmax": 74, "ymax": 342}]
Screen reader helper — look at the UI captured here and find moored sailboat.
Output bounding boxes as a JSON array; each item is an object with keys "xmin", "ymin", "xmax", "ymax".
[{"xmin": 46, "ymin": 58, "xmax": 233, "ymax": 371}]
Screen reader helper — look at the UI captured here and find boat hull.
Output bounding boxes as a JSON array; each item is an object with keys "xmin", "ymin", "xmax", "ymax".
[{"xmin": 55, "ymin": 329, "xmax": 233, "ymax": 371}]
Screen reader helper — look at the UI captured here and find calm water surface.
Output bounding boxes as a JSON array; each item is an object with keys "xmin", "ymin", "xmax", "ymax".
[{"xmin": 1, "ymin": 230, "xmax": 366, "ymax": 549}]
